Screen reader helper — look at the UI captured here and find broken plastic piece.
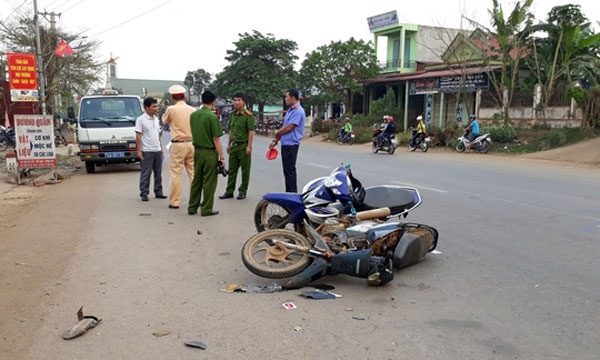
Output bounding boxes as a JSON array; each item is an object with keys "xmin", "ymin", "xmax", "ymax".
[
  {"xmin": 61, "ymin": 307, "xmax": 101, "ymax": 340},
  {"xmin": 184, "ymin": 340, "xmax": 207, "ymax": 350},
  {"xmin": 299, "ymin": 290, "xmax": 337, "ymax": 300},
  {"xmin": 282, "ymin": 302, "xmax": 297, "ymax": 310},
  {"xmin": 242, "ymin": 283, "xmax": 283, "ymax": 293}
]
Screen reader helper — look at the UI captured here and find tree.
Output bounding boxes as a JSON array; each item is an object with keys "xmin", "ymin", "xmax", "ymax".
[
  {"xmin": 213, "ymin": 30, "xmax": 298, "ymax": 121},
  {"xmin": 299, "ymin": 38, "xmax": 379, "ymax": 114},
  {"xmin": 529, "ymin": 4, "xmax": 600, "ymax": 112},
  {"xmin": 483, "ymin": 0, "xmax": 534, "ymax": 120},
  {"xmin": 183, "ymin": 68, "xmax": 211, "ymax": 103},
  {"xmin": 0, "ymin": 13, "xmax": 102, "ymax": 116}
]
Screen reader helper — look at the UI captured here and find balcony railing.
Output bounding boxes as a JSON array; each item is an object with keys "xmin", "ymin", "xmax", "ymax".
[{"xmin": 379, "ymin": 59, "xmax": 417, "ymax": 71}]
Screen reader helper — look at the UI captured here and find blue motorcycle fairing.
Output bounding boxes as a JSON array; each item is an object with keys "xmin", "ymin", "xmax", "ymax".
[{"xmin": 262, "ymin": 192, "xmax": 306, "ymax": 224}]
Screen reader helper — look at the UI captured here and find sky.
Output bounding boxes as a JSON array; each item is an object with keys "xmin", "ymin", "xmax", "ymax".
[{"xmin": 2, "ymin": 0, "xmax": 599, "ymax": 83}]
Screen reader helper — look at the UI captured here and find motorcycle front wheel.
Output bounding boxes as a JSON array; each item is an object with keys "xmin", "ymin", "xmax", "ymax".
[
  {"xmin": 455, "ymin": 141, "xmax": 466, "ymax": 153},
  {"xmin": 241, "ymin": 229, "xmax": 313, "ymax": 279},
  {"xmin": 372, "ymin": 141, "xmax": 379, "ymax": 153},
  {"xmin": 254, "ymin": 199, "xmax": 302, "ymax": 232}
]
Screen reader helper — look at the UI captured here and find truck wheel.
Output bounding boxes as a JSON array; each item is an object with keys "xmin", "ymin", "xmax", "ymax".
[{"xmin": 85, "ymin": 161, "xmax": 95, "ymax": 173}]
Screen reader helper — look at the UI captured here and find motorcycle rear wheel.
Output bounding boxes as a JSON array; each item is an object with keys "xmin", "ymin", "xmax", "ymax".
[
  {"xmin": 387, "ymin": 144, "xmax": 395, "ymax": 154},
  {"xmin": 0, "ymin": 140, "xmax": 7, "ymax": 151},
  {"xmin": 254, "ymin": 199, "xmax": 302, "ymax": 232},
  {"xmin": 479, "ymin": 141, "xmax": 489, "ymax": 154},
  {"xmin": 241, "ymin": 229, "xmax": 313, "ymax": 279},
  {"xmin": 420, "ymin": 142, "xmax": 429, "ymax": 152}
]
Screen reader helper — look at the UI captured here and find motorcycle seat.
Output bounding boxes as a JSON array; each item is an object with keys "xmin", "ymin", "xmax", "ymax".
[{"xmin": 360, "ymin": 186, "xmax": 417, "ymax": 215}]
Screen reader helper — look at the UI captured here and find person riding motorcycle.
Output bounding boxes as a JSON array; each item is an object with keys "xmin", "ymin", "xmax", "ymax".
[
  {"xmin": 339, "ymin": 117, "xmax": 353, "ymax": 142},
  {"xmin": 409, "ymin": 115, "xmax": 427, "ymax": 150},
  {"xmin": 376, "ymin": 115, "xmax": 396, "ymax": 147},
  {"xmin": 465, "ymin": 114, "xmax": 480, "ymax": 149}
]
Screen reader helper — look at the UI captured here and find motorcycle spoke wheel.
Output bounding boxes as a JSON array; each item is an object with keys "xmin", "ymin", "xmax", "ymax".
[
  {"xmin": 241, "ymin": 229, "xmax": 312, "ymax": 279},
  {"xmin": 254, "ymin": 200, "xmax": 298, "ymax": 232}
]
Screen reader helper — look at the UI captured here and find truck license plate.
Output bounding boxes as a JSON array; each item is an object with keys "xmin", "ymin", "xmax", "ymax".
[{"xmin": 105, "ymin": 152, "xmax": 125, "ymax": 158}]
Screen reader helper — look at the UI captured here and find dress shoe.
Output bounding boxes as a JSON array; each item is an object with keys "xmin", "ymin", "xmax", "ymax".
[
  {"xmin": 168, "ymin": 204, "xmax": 179, "ymax": 209},
  {"xmin": 200, "ymin": 210, "xmax": 219, "ymax": 217},
  {"xmin": 219, "ymin": 193, "xmax": 234, "ymax": 199},
  {"xmin": 141, "ymin": 196, "xmax": 149, "ymax": 201},
  {"xmin": 188, "ymin": 210, "xmax": 197, "ymax": 215},
  {"xmin": 155, "ymin": 194, "xmax": 167, "ymax": 199},
  {"xmin": 236, "ymin": 193, "xmax": 246, "ymax": 200}
]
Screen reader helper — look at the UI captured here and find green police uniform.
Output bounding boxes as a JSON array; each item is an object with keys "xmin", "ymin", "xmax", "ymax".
[
  {"xmin": 225, "ymin": 109, "xmax": 255, "ymax": 196},
  {"xmin": 188, "ymin": 107, "xmax": 223, "ymax": 215}
]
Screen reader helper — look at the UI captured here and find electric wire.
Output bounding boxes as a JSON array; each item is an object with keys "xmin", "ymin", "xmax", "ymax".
[{"xmin": 61, "ymin": 0, "xmax": 86, "ymax": 13}]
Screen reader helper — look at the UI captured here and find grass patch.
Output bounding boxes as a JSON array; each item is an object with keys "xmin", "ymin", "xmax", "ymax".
[{"xmin": 493, "ymin": 128, "xmax": 600, "ymax": 154}]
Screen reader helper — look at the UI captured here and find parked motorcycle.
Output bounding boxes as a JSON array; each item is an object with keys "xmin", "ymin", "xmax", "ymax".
[
  {"xmin": 455, "ymin": 131, "xmax": 492, "ymax": 153},
  {"xmin": 0, "ymin": 125, "xmax": 16, "ymax": 151},
  {"xmin": 55, "ymin": 128, "xmax": 68, "ymax": 147},
  {"xmin": 372, "ymin": 125, "xmax": 397, "ymax": 154},
  {"xmin": 408, "ymin": 129, "xmax": 430, "ymax": 152},
  {"xmin": 336, "ymin": 128, "xmax": 355, "ymax": 145},
  {"xmin": 242, "ymin": 194, "xmax": 439, "ymax": 287},
  {"xmin": 254, "ymin": 164, "xmax": 423, "ymax": 234}
]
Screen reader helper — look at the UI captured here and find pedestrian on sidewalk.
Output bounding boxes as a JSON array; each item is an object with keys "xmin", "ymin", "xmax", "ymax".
[
  {"xmin": 188, "ymin": 90, "xmax": 224, "ymax": 216},
  {"xmin": 219, "ymin": 92, "xmax": 255, "ymax": 200},
  {"xmin": 135, "ymin": 97, "xmax": 166, "ymax": 201},
  {"xmin": 162, "ymin": 84, "xmax": 195, "ymax": 209},
  {"xmin": 270, "ymin": 89, "xmax": 305, "ymax": 193}
]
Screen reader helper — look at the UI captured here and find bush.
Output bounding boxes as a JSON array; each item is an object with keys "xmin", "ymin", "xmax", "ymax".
[{"xmin": 486, "ymin": 125, "xmax": 517, "ymax": 143}]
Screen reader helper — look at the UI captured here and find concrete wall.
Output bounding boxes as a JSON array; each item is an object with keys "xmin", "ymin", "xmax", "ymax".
[{"xmin": 479, "ymin": 106, "xmax": 583, "ymax": 128}]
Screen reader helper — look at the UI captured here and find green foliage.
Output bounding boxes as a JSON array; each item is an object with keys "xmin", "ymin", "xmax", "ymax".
[
  {"xmin": 368, "ymin": 88, "xmax": 401, "ymax": 121},
  {"xmin": 183, "ymin": 69, "xmax": 211, "ymax": 99},
  {"xmin": 495, "ymin": 127, "xmax": 600, "ymax": 153},
  {"xmin": 213, "ymin": 30, "xmax": 298, "ymax": 107},
  {"xmin": 299, "ymin": 38, "xmax": 379, "ymax": 113},
  {"xmin": 485, "ymin": 124, "xmax": 517, "ymax": 143}
]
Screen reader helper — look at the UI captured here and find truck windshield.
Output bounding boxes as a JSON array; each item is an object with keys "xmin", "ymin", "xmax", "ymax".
[{"xmin": 79, "ymin": 97, "xmax": 142, "ymax": 128}]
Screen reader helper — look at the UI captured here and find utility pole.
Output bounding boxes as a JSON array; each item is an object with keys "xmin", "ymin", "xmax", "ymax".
[
  {"xmin": 33, "ymin": 0, "xmax": 46, "ymax": 115},
  {"xmin": 41, "ymin": 10, "xmax": 62, "ymax": 115}
]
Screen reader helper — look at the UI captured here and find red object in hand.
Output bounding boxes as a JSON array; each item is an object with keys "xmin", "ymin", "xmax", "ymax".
[{"xmin": 266, "ymin": 147, "xmax": 279, "ymax": 160}]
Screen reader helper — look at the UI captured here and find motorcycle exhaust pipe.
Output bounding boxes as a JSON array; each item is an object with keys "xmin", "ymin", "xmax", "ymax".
[{"xmin": 355, "ymin": 207, "xmax": 391, "ymax": 221}]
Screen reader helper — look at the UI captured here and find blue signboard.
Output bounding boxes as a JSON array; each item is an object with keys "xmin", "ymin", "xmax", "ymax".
[{"xmin": 367, "ymin": 11, "xmax": 399, "ymax": 31}]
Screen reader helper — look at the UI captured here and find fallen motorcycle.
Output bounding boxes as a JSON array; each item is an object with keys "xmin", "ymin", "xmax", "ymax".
[
  {"xmin": 254, "ymin": 164, "xmax": 418, "ymax": 233},
  {"xmin": 242, "ymin": 197, "xmax": 439, "ymax": 288}
]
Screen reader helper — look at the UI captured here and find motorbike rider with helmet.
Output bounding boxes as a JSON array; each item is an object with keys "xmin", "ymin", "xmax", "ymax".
[
  {"xmin": 409, "ymin": 115, "xmax": 427, "ymax": 150},
  {"xmin": 339, "ymin": 117, "xmax": 353, "ymax": 142},
  {"xmin": 376, "ymin": 115, "xmax": 396, "ymax": 147},
  {"xmin": 465, "ymin": 114, "xmax": 480, "ymax": 149}
]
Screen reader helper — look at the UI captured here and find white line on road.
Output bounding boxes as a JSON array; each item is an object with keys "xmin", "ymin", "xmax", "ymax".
[
  {"xmin": 304, "ymin": 163, "xmax": 331, "ymax": 169},
  {"xmin": 390, "ymin": 180, "xmax": 449, "ymax": 193}
]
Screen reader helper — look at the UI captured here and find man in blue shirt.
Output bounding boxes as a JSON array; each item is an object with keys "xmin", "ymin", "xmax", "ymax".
[
  {"xmin": 466, "ymin": 114, "xmax": 480, "ymax": 144},
  {"xmin": 270, "ymin": 89, "xmax": 305, "ymax": 192}
]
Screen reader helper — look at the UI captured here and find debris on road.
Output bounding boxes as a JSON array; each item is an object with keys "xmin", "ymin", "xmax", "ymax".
[
  {"xmin": 220, "ymin": 283, "xmax": 283, "ymax": 293},
  {"xmin": 351, "ymin": 316, "xmax": 365, "ymax": 321},
  {"xmin": 299, "ymin": 290, "xmax": 340, "ymax": 300},
  {"xmin": 294, "ymin": 326, "xmax": 302, "ymax": 331},
  {"xmin": 61, "ymin": 307, "xmax": 101, "ymax": 340},
  {"xmin": 184, "ymin": 340, "xmax": 207, "ymax": 350},
  {"xmin": 197, "ymin": 230, "xmax": 203, "ymax": 235},
  {"xmin": 282, "ymin": 302, "xmax": 297, "ymax": 310},
  {"xmin": 152, "ymin": 330, "xmax": 172, "ymax": 337},
  {"xmin": 138, "ymin": 213, "xmax": 151, "ymax": 217}
]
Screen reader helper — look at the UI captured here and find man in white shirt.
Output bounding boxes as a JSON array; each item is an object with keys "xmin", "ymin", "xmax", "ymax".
[{"xmin": 135, "ymin": 97, "xmax": 166, "ymax": 201}]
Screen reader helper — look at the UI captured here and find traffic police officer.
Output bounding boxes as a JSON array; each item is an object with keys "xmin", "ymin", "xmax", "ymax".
[
  {"xmin": 219, "ymin": 92, "xmax": 255, "ymax": 200},
  {"xmin": 188, "ymin": 90, "xmax": 224, "ymax": 216}
]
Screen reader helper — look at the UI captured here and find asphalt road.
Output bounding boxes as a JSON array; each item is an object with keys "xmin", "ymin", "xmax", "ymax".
[{"xmin": 4, "ymin": 135, "xmax": 600, "ymax": 360}]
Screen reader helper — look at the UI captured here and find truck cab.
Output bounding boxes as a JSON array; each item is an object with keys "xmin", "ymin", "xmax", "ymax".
[{"xmin": 77, "ymin": 94, "xmax": 142, "ymax": 173}]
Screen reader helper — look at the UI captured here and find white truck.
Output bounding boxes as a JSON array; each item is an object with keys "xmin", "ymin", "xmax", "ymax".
[{"xmin": 77, "ymin": 94, "xmax": 143, "ymax": 173}]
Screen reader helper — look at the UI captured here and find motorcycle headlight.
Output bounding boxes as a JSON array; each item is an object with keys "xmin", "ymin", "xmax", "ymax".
[{"xmin": 323, "ymin": 176, "xmax": 342, "ymax": 188}]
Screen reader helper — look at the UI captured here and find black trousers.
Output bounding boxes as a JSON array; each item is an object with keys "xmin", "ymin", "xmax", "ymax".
[
  {"xmin": 281, "ymin": 145, "xmax": 299, "ymax": 193},
  {"xmin": 139, "ymin": 151, "xmax": 163, "ymax": 197}
]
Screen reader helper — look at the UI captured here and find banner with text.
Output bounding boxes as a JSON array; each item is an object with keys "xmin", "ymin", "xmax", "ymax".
[
  {"xmin": 15, "ymin": 115, "xmax": 56, "ymax": 168},
  {"xmin": 7, "ymin": 52, "xmax": 39, "ymax": 102}
]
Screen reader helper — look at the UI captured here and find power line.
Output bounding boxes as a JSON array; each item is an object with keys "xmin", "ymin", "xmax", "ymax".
[
  {"xmin": 48, "ymin": 0, "xmax": 73, "ymax": 12},
  {"xmin": 4, "ymin": 0, "xmax": 29, "ymax": 21},
  {"xmin": 89, "ymin": 0, "xmax": 172, "ymax": 37},
  {"xmin": 62, "ymin": 0, "xmax": 86, "ymax": 13}
]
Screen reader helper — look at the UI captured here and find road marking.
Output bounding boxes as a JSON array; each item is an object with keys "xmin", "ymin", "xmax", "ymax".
[
  {"xmin": 305, "ymin": 163, "xmax": 331, "ymax": 169},
  {"xmin": 390, "ymin": 180, "xmax": 449, "ymax": 193}
]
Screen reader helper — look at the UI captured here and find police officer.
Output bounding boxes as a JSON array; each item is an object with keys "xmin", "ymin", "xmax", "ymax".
[
  {"xmin": 219, "ymin": 92, "xmax": 255, "ymax": 200},
  {"xmin": 188, "ymin": 90, "xmax": 224, "ymax": 217}
]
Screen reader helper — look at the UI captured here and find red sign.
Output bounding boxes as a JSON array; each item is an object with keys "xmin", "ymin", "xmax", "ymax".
[
  {"xmin": 7, "ymin": 53, "xmax": 39, "ymax": 102},
  {"xmin": 8, "ymin": 53, "xmax": 38, "ymax": 90}
]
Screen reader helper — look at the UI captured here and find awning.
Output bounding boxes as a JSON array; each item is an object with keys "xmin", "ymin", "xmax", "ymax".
[{"xmin": 366, "ymin": 66, "xmax": 500, "ymax": 84}]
